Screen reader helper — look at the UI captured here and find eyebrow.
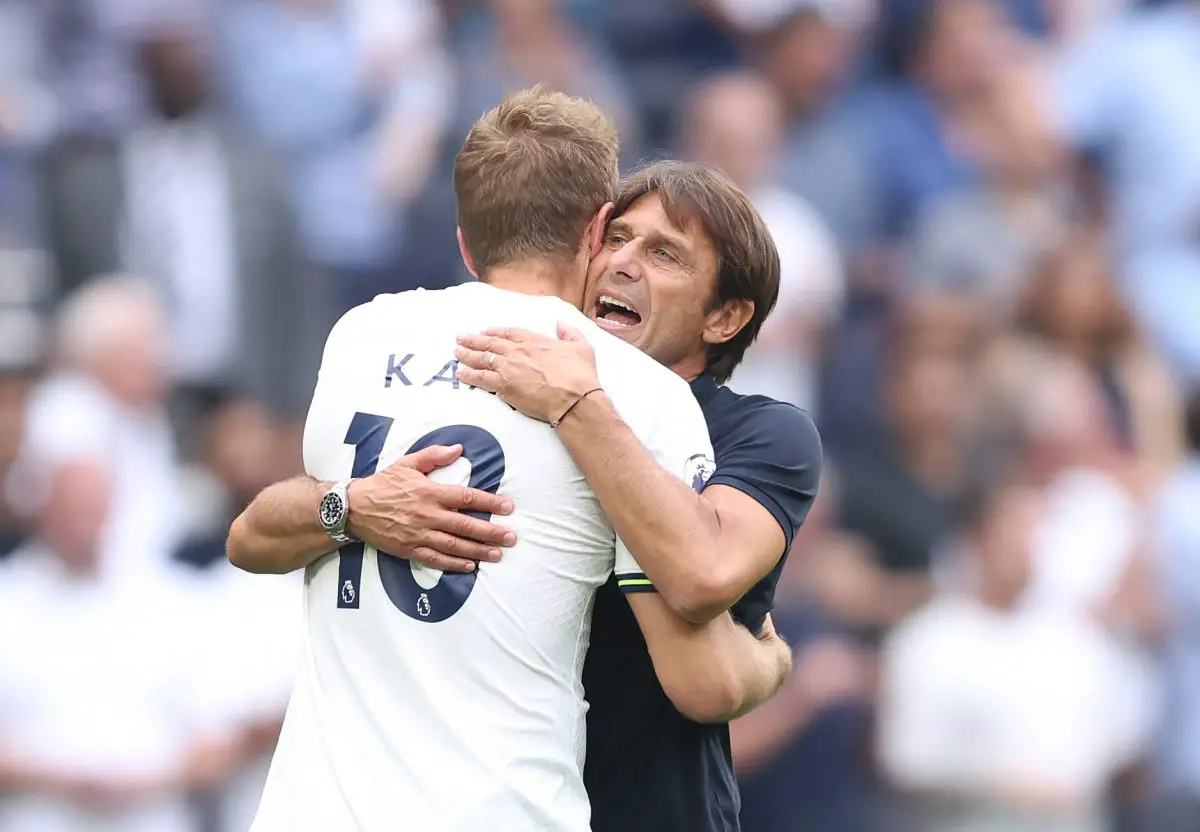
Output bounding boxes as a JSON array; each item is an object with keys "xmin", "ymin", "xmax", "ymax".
[
  {"xmin": 609, "ymin": 218, "xmax": 693, "ymax": 261},
  {"xmin": 606, "ymin": 219, "xmax": 636, "ymax": 238}
]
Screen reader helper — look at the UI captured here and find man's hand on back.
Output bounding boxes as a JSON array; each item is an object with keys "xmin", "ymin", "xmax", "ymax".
[
  {"xmin": 455, "ymin": 325, "xmax": 600, "ymax": 425},
  {"xmin": 349, "ymin": 444, "xmax": 518, "ymax": 573}
]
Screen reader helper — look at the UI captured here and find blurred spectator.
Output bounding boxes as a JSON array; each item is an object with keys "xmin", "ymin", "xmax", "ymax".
[
  {"xmin": 758, "ymin": 4, "xmax": 873, "ymax": 252},
  {"xmin": 175, "ymin": 399, "xmax": 280, "ymax": 571},
  {"xmin": 0, "ymin": 455, "xmax": 241, "ymax": 832},
  {"xmin": 1154, "ymin": 395, "xmax": 1200, "ymax": 822},
  {"xmin": 9, "ymin": 277, "xmax": 181, "ymax": 578},
  {"xmin": 0, "ymin": 1, "xmax": 51, "ymax": 147},
  {"xmin": 1006, "ymin": 356, "xmax": 1162, "ymax": 776},
  {"xmin": 169, "ymin": 403, "xmax": 301, "ymax": 832},
  {"xmin": 682, "ymin": 70, "xmax": 844, "ymax": 409},
  {"xmin": 224, "ymin": 0, "xmax": 453, "ymax": 311},
  {"xmin": 1048, "ymin": 1, "xmax": 1200, "ymax": 386},
  {"xmin": 1011, "ymin": 230, "xmax": 1184, "ymax": 484},
  {"xmin": 453, "ymin": 0, "xmax": 639, "ymax": 158},
  {"xmin": 598, "ymin": 0, "xmax": 740, "ymax": 149},
  {"xmin": 1012, "ymin": 355, "xmax": 1160, "ymax": 634},
  {"xmin": 733, "ymin": 472, "xmax": 881, "ymax": 832},
  {"xmin": 856, "ymin": 0, "xmax": 1020, "ymax": 244},
  {"xmin": 908, "ymin": 61, "xmax": 1068, "ymax": 316},
  {"xmin": 834, "ymin": 342, "xmax": 986, "ymax": 634},
  {"xmin": 0, "ymin": 0, "xmax": 50, "ymax": 246},
  {"xmin": 879, "ymin": 481, "xmax": 1144, "ymax": 832},
  {"xmin": 35, "ymin": 0, "xmax": 150, "ymax": 137},
  {"xmin": 38, "ymin": 13, "xmax": 330, "ymax": 427}
]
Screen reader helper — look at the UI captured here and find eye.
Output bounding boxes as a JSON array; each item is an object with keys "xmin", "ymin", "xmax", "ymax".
[
  {"xmin": 653, "ymin": 247, "xmax": 676, "ymax": 263},
  {"xmin": 604, "ymin": 231, "xmax": 629, "ymax": 247}
]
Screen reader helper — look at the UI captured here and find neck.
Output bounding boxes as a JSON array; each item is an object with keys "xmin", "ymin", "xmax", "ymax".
[
  {"xmin": 670, "ymin": 353, "xmax": 709, "ymax": 383},
  {"xmin": 484, "ymin": 259, "xmax": 583, "ymax": 309}
]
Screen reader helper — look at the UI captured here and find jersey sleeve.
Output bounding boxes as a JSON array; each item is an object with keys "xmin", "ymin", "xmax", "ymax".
[
  {"xmin": 710, "ymin": 401, "xmax": 822, "ymax": 634},
  {"xmin": 613, "ymin": 380, "xmax": 715, "ymax": 595},
  {"xmin": 708, "ymin": 400, "xmax": 821, "ymax": 555}
]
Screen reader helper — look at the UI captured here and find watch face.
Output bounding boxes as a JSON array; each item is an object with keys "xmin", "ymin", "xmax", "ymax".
[{"xmin": 319, "ymin": 491, "xmax": 345, "ymax": 530}]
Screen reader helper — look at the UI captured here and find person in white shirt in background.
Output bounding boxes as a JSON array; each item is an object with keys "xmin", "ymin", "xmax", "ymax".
[
  {"xmin": 681, "ymin": 70, "xmax": 844, "ymax": 411},
  {"xmin": 8, "ymin": 276, "xmax": 182, "ymax": 579},
  {"xmin": 0, "ymin": 454, "xmax": 241, "ymax": 832},
  {"xmin": 174, "ymin": 400, "xmax": 304, "ymax": 832},
  {"xmin": 879, "ymin": 479, "xmax": 1142, "ymax": 832}
]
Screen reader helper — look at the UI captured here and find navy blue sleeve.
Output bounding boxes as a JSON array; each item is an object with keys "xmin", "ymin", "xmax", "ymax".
[{"xmin": 706, "ymin": 400, "xmax": 822, "ymax": 634}]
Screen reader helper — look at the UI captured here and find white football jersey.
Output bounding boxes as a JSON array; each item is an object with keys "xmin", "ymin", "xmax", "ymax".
[{"xmin": 252, "ymin": 282, "xmax": 713, "ymax": 832}]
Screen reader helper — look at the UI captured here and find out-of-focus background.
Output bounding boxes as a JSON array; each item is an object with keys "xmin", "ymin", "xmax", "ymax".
[{"xmin": 1, "ymin": 0, "xmax": 1199, "ymax": 830}]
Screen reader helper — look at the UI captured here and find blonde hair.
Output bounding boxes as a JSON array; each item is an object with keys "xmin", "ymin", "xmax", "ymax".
[{"xmin": 453, "ymin": 86, "xmax": 619, "ymax": 274}]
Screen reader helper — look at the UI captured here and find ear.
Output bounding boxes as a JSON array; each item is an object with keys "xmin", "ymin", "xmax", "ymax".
[
  {"xmin": 701, "ymin": 299, "xmax": 755, "ymax": 348},
  {"xmin": 587, "ymin": 202, "xmax": 615, "ymax": 260},
  {"xmin": 457, "ymin": 227, "xmax": 478, "ymax": 278}
]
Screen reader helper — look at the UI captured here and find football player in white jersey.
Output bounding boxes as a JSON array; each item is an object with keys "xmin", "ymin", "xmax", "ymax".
[{"xmin": 235, "ymin": 90, "xmax": 789, "ymax": 832}]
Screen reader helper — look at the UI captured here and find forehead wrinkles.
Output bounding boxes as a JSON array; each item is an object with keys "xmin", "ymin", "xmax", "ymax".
[{"xmin": 614, "ymin": 194, "xmax": 713, "ymax": 260}]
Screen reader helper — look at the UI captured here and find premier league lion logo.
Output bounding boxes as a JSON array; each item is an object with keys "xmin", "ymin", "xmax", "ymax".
[{"xmin": 684, "ymin": 453, "xmax": 716, "ymax": 493}]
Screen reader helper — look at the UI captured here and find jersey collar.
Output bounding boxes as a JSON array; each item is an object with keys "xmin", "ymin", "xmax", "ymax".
[{"xmin": 689, "ymin": 374, "xmax": 720, "ymax": 406}]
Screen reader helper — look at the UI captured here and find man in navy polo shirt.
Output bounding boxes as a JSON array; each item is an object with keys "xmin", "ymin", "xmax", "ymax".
[{"xmin": 456, "ymin": 161, "xmax": 822, "ymax": 832}]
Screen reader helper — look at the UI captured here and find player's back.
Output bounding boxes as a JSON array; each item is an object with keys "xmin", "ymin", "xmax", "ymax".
[{"xmin": 253, "ymin": 282, "xmax": 693, "ymax": 832}]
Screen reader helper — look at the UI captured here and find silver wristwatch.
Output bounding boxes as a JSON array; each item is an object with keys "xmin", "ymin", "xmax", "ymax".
[{"xmin": 319, "ymin": 479, "xmax": 357, "ymax": 545}]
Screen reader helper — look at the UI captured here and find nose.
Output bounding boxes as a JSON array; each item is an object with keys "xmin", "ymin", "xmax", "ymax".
[{"xmin": 608, "ymin": 237, "xmax": 644, "ymax": 284}]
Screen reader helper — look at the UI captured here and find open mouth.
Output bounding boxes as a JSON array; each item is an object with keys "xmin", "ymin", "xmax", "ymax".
[{"xmin": 592, "ymin": 293, "xmax": 643, "ymax": 329}]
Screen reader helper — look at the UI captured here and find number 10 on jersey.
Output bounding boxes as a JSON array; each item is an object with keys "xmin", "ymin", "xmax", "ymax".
[{"xmin": 337, "ymin": 412, "xmax": 506, "ymax": 623}]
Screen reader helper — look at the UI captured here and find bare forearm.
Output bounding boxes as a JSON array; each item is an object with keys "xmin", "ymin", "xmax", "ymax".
[
  {"xmin": 227, "ymin": 476, "xmax": 335, "ymax": 574},
  {"xmin": 631, "ymin": 596, "xmax": 790, "ymax": 724},
  {"xmin": 557, "ymin": 394, "xmax": 723, "ymax": 620},
  {"xmin": 728, "ymin": 630, "xmax": 792, "ymax": 720}
]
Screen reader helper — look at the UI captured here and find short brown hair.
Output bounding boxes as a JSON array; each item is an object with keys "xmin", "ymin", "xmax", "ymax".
[
  {"xmin": 614, "ymin": 161, "xmax": 780, "ymax": 383},
  {"xmin": 453, "ymin": 87, "xmax": 620, "ymax": 274}
]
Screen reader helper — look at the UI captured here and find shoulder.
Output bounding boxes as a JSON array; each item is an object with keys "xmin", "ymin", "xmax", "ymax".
[
  {"xmin": 713, "ymin": 391, "xmax": 822, "ymax": 472},
  {"xmin": 325, "ymin": 288, "xmax": 441, "ymax": 343},
  {"xmin": 583, "ymin": 322, "xmax": 696, "ymax": 406}
]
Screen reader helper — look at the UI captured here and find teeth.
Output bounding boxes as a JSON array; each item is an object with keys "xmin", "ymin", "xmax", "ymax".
[{"xmin": 600, "ymin": 295, "xmax": 634, "ymax": 313}]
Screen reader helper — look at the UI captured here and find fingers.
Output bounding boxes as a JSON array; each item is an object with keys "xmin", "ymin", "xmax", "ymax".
[
  {"xmin": 455, "ymin": 365, "xmax": 502, "ymax": 392},
  {"xmin": 480, "ymin": 327, "xmax": 533, "ymax": 343},
  {"xmin": 453, "ymin": 345, "xmax": 496, "ymax": 372},
  {"xmin": 437, "ymin": 483, "xmax": 514, "ymax": 517},
  {"xmin": 456, "ymin": 333, "xmax": 514, "ymax": 355},
  {"xmin": 557, "ymin": 322, "xmax": 584, "ymax": 342},
  {"xmin": 399, "ymin": 443, "xmax": 464, "ymax": 474},
  {"xmin": 401, "ymin": 547, "xmax": 480, "ymax": 574},
  {"xmin": 420, "ymin": 529, "xmax": 504, "ymax": 564},
  {"xmin": 433, "ymin": 500, "xmax": 516, "ymax": 546}
]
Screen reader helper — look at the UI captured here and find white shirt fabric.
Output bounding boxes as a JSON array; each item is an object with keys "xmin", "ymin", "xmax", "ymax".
[
  {"xmin": 175, "ymin": 564, "xmax": 303, "ymax": 832},
  {"xmin": 252, "ymin": 283, "xmax": 714, "ymax": 832},
  {"xmin": 0, "ymin": 545, "xmax": 224, "ymax": 832},
  {"xmin": 1022, "ymin": 466, "xmax": 1159, "ymax": 771},
  {"xmin": 122, "ymin": 118, "xmax": 239, "ymax": 386},
  {"xmin": 1025, "ymin": 467, "xmax": 1141, "ymax": 612},
  {"xmin": 879, "ymin": 594, "xmax": 1139, "ymax": 824},
  {"xmin": 11, "ymin": 373, "xmax": 181, "ymax": 578}
]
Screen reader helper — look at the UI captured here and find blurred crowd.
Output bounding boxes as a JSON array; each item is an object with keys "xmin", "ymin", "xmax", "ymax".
[{"xmin": 1, "ymin": 0, "xmax": 1199, "ymax": 830}]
